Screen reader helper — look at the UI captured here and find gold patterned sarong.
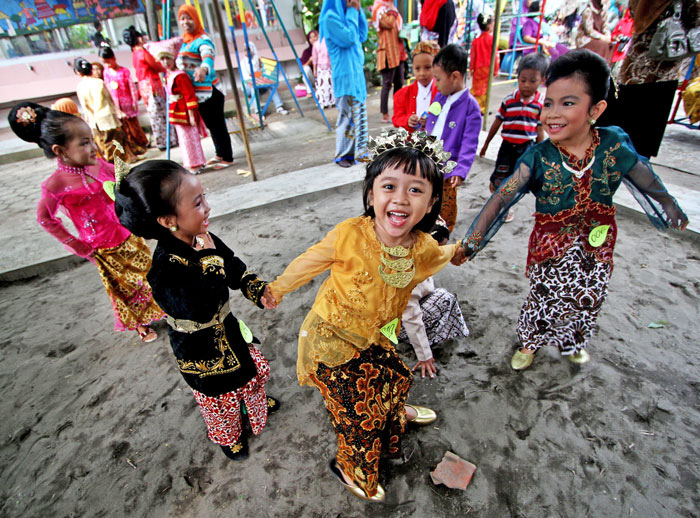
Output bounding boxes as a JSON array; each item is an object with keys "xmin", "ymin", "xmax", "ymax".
[{"xmin": 93, "ymin": 234, "xmax": 164, "ymax": 331}]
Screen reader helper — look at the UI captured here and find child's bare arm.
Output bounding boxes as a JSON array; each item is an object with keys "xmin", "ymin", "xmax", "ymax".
[
  {"xmin": 480, "ymin": 118, "xmax": 502, "ymax": 156},
  {"xmin": 536, "ymin": 124, "xmax": 545, "ymax": 143}
]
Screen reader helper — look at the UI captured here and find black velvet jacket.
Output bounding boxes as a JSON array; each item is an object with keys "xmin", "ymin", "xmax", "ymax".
[{"xmin": 147, "ymin": 232, "xmax": 267, "ymax": 397}]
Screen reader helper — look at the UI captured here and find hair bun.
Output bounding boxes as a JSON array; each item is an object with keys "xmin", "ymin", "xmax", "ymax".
[{"xmin": 8, "ymin": 102, "xmax": 49, "ymax": 144}]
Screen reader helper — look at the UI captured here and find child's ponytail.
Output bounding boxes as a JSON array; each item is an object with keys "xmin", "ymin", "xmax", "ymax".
[
  {"xmin": 8, "ymin": 102, "xmax": 83, "ymax": 159},
  {"xmin": 115, "ymin": 160, "xmax": 188, "ymax": 240}
]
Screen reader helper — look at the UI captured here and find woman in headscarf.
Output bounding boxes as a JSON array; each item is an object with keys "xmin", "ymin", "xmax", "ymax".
[
  {"xmin": 124, "ymin": 25, "xmax": 177, "ymax": 151},
  {"xmin": 176, "ymin": 4, "xmax": 234, "ymax": 170},
  {"xmin": 320, "ymin": 0, "xmax": 369, "ymax": 167},
  {"xmin": 575, "ymin": 0, "xmax": 614, "ymax": 63},
  {"xmin": 373, "ymin": 0, "xmax": 407, "ymax": 122}
]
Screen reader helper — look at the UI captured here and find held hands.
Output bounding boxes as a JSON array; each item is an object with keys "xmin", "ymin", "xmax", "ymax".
[
  {"xmin": 412, "ymin": 358, "xmax": 438, "ymax": 379},
  {"xmin": 451, "ymin": 244, "xmax": 468, "ymax": 266},
  {"xmin": 261, "ymin": 285, "xmax": 279, "ymax": 309}
]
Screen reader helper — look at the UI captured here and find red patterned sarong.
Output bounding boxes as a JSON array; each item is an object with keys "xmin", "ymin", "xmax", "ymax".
[{"xmin": 191, "ymin": 346, "xmax": 271, "ymax": 445}]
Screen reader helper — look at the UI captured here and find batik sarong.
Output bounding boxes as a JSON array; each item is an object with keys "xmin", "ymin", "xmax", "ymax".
[
  {"xmin": 440, "ymin": 179, "xmax": 458, "ymax": 232},
  {"xmin": 518, "ymin": 241, "xmax": 612, "ymax": 355},
  {"xmin": 120, "ymin": 116, "xmax": 149, "ymax": 148},
  {"xmin": 310, "ymin": 345, "xmax": 413, "ymax": 497},
  {"xmin": 92, "ymin": 234, "xmax": 164, "ymax": 332},
  {"xmin": 335, "ymin": 95, "xmax": 368, "ymax": 164},
  {"xmin": 192, "ymin": 346, "xmax": 271, "ymax": 445},
  {"xmin": 397, "ymin": 287, "xmax": 469, "ymax": 347},
  {"xmin": 147, "ymin": 93, "xmax": 178, "ymax": 149},
  {"xmin": 174, "ymin": 124, "xmax": 206, "ymax": 170},
  {"xmin": 315, "ymin": 68, "xmax": 335, "ymax": 109}
]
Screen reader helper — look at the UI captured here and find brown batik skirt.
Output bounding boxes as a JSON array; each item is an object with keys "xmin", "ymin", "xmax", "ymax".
[
  {"xmin": 310, "ymin": 345, "xmax": 413, "ymax": 497},
  {"xmin": 517, "ymin": 242, "xmax": 612, "ymax": 355},
  {"xmin": 93, "ymin": 126, "xmax": 145, "ymax": 164},
  {"xmin": 92, "ymin": 234, "xmax": 164, "ymax": 332},
  {"xmin": 440, "ymin": 178, "xmax": 458, "ymax": 232}
]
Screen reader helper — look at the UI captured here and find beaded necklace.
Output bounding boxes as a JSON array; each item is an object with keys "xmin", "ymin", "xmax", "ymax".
[{"xmin": 57, "ymin": 158, "xmax": 100, "ymax": 187}]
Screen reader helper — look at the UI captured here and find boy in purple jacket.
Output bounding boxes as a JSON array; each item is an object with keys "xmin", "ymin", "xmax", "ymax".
[{"xmin": 425, "ymin": 44, "xmax": 482, "ymax": 232}]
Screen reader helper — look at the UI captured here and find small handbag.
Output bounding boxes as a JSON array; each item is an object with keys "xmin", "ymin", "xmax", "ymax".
[{"xmin": 649, "ymin": 0, "xmax": 699, "ymax": 60}]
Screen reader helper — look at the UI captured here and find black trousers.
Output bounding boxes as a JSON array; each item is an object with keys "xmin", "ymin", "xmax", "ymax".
[
  {"xmin": 198, "ymin": 87, "xmax": 233, "ymax": 163},
  {"xmin": 380, "ymin": 64, "xmax": 405, "ymax": 115}
]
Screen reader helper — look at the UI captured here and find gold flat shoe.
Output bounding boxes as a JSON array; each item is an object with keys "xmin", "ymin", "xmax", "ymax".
[
  {"xmin": 568, "ymin": 350, "xmax": 590, "ymax": 364},
  {"xmin": 405, "ymin": 404, "xmax": 437, "ymax": 425},
  {"xmin": 329, "ymin": 459, "xmax": 385, "ymax": 502},
  {"xmin": 511, "ymin": 350, "xmax": 535, "ymax": 370}
]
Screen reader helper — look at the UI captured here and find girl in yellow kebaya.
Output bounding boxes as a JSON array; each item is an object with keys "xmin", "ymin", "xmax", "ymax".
[{"xmin": 267, "ymin": 130, "xmax": 467, "ymax": 502}]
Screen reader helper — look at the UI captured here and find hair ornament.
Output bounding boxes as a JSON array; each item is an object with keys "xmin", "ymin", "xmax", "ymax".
[
  {"xmin": 366, "ymin": 128, "xmax": 457, "ymax": 176},
  {"xmin": 112, "ymin": 140, "xmax": 131, "ymax": 188},
  {"xmin": 16, "ymin": 106, "xmax": 37, "ymax": 126}
]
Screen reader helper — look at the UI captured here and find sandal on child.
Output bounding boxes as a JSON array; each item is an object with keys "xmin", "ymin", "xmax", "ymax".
[
  {"xmin": 405, "ymin": 404, "xmax": 437, "ymax": 426},
  {"xmin": 137, "ymin": 326, "xmax": 157, "ymax": 343},
  {"xmin": 567, "ymin": 349, "xmax": 590, "ymax": 364},
  {"xmin": 511, "ymin": 349, "xmax": 535, "ymax": 370},
  {"xmin": 266, "ymin": 396, "xmax": 281, "ymax": 414},
  {"xmin": 328, "ymin": 459, "xmax": 385, "ymax": 502},
  {"xmin": 220, "ymin": 435, "xmax": 249, "ymax": 461}
]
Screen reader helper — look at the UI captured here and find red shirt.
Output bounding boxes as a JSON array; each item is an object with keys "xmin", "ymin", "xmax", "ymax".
[
  {"xmin": 132, "ymin": 47, "xmax": 165, "ymax": 97},
  {"xmin": 392, "ymin": 81, "xmax": 438, "ymax": 132}
]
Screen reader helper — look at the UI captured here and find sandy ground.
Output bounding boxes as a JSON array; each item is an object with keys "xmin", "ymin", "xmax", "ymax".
[{"xmin": 1, "ymin": 150, "xmax": 699, "ymax": 517}]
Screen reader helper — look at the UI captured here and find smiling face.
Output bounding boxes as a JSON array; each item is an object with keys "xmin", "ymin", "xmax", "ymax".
[
  {"xmin": 369, "ymin": 165, "xmax": 436, "ymax": 247},
  {"xmin": 171, "ymin": 174, "xmax": 211, "ymax": 244},
  {"xmin": 413, "ymin": 53, "xmax": 434, "ymax": 88},
  {"xmin": 542, "ymin": 76, "xmax": 607, "ymax": 149},
  {"xmin": 58, "ymin": 119, "xmax": 98, "ymax": 167},
  {"xmin": 159, "ymin": 56, "xmax": 176, "ymax": 71},
  {"xmin": 179, "ymin": 12, "xmax": 196, "ymax": 34}
]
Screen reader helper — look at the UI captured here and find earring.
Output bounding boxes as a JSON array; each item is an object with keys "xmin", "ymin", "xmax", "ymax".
[
  {"xmin": 170, "ymin": 225, "xmax": 177, "ymax": 232},
  {"xmin": 589, "ymin": 118, "xmax": 596, "ymax": 125}
]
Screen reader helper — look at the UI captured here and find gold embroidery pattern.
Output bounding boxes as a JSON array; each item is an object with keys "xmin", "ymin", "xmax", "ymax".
[
  {"xmin": 169, "ymin": 254, "xmax": 189, "ymax": 266},
  {"xmin": 539, "ymin": 157, "xmax": 574, "ymax": 207},
  {"xmin": 592, "ymin": 142, "xmax": 622, "ymax": 196},
  {"xmin": 324, "ymin": 271, "xmax": 373, "ymax": 329},
  {"xmin": 177, "ymin": 322, "xmax": 241, "ymax": 377},
  {"xmin": 499, "ymin": 176, "xmax": 519, "ymax": 196},
  {"xmin": 200, "ymin": 255, "xmax": 225, "ymax": 276},
  {"xmin": 378, "ymin": 243, "xmax": 415, "ymax": 288},
  {"xmin": 241, "ymin": 270, "xmax": 266, "ymax": 305}
]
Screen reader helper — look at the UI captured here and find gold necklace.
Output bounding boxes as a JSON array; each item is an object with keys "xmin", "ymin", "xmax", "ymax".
[{"xmin": 378, "ymin": 242, "xmax": 415, "ymax": 288}]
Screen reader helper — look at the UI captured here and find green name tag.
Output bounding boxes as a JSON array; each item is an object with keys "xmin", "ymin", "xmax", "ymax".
[
  {"xmin": 380, "ymin": 317, "xmax": 399, "ymax": 345},
  {"xmin": 588, "ymin": 225, "xmax": 610, "ymax": 248},
  {"xmin": 428, "ymin": 101, "xmax": 442, "ymax": 116},
  {"xmin": 103, "ymin": 180, "xmax": 116, "ymax": 201},
  {"xmin": 239, "ymin": 319, "xmax": 253, "ymax": 343}
]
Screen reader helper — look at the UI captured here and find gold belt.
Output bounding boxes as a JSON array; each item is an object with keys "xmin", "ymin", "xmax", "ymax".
[{"xmin": 165, "ymin": 301, "xmax": 231, "ymax": 334}]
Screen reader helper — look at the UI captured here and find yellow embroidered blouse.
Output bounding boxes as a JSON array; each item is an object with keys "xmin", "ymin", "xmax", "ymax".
[{"xmin": 269, "ymin": 216, "xmax": 457, "ymax": 386}]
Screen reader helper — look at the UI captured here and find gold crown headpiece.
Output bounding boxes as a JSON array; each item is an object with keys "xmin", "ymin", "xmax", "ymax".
[
  {"xmin": 365, "ymin": 128, "xmax": 456, "ymax": 176},
  {"xmin": 112, "ymin": 140, "xmax": 131, "ymax": 189}
]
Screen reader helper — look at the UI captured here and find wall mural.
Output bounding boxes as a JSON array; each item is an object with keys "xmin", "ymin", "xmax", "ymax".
[{"xmin": 0, "ymin": 0, "xmax": 144, "ymax": 37}]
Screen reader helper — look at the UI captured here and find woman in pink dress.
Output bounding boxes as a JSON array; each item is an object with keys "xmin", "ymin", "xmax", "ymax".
[
  {"xmin": 9, "ymin": 102, "xmax": 164, "ymax": 342},
  {"xmin": 100, "ymin": 46, "xmax": 149, "ymax": 149}
]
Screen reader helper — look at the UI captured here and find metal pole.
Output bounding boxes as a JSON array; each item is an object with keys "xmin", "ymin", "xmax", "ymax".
[
  {"xmin": 164, "ymin": 0, "xmax": 171, "ymax": 160},
  {"xmin": 483, "ymin": 0, "xmax": 501, "ymax": 131},
  {"xmin": 212, "ymin": 0, "xmax": 258, "ymax": 180},
  {"xmin": 236, "ymin": 0, "xmax": 264, "ymax": 129},
  {"xmin": 265, "ymin": 0, "xmax": 333, "ymax": 131},
  {"xmin": 223, "ymin": 0, "xmax": 254, "ymax": 117},
  {"xmin": 534, "ymin": 0, "xmax": 546, "ymax": 53},
  {"xmin": 245, "ymin": 0, "xmax": 304, "ymax": 115}
]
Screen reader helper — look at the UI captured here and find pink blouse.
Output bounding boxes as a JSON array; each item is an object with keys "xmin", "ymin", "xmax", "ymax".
[
  {"xmin": 312, "ymin": 39, "xmax": 331, "ymax": 71},
  {"xmin": 37, "ymin": 158, "xmax": 131, "ymax": 258},
  {"xmin": 103, "ymin": 65, "xmax": 139, "ymax": 118}
]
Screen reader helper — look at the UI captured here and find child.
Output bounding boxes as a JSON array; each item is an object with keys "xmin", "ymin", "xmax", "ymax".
[
  {"xmin": 267, "ymin": 130, "xmax": 467, "ymax": 501},
  {"xmin": 479, "ymin": 53, "xmax": 548, "ymax": 222},
  {"xmin": 74, "ymin": 58, "xmax": 144, "ymax": 163},
  {"xmin": 311, "ymin": 32, "xmax": 336, "ymax": 109},
  {"xmin": 9, "ymin": 102, "xmax": 163, "ymax": 342},
  {"xmin": 469, "ymin": 13, "xmax": 499, "ymax": 115},
  {"xmin": 157, "ymin": 47, "xmax": 208, "ymax": 174},
  {"xmin": 461, "ymin": 50, "xmax": 688, "ymax": 371},
  {"xmin": 100, "ymin": 45, "xmax": 150, "ymax": 150},
  {"xmin": 114, "ymin": 159, "xmax": 280, "ymax": 460},
  {"xmin": 398, "ymin": 217, "xmax": 469, "ymax": 379},
  {"xmin": 91, "ymin": 62, "xmax": 105, "ymax": 79},
  {"xmin": 392, "ymin": 41, "xmax": 439, "ymax": 133},
  {"xmin": 240, "ymin": 40, "xmax": 289, "ymax": 119},
  {"xmin": 425, "ymin": 44, "xmax": 482, "ymax": 233}
]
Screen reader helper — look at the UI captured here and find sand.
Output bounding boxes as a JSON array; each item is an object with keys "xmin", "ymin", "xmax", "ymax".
[{"xmin": 1, "ymin": 162, "xmax": 699, "ymax": 517}]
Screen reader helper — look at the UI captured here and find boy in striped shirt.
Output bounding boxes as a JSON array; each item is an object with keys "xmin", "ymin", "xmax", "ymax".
[{"xmin": 480, "ymin": 53, "xmax": 549, "ymax": 221}]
